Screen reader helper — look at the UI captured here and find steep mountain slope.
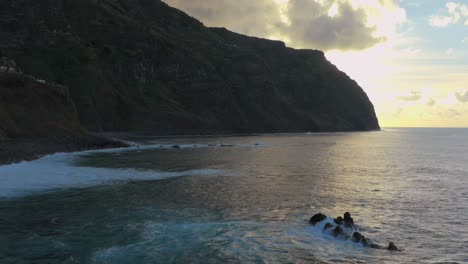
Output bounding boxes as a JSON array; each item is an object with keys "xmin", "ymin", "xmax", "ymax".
[
  {"xmin": 0, "ymin": 71, "xmax": 126, "ymax": 164},
  {"xmin": 0, "ymin": 0, "xmax": 380, "ymax": 133},
  {"xmin": 0, "ymin": 71, "xmax": 82, "ymax": 139}
]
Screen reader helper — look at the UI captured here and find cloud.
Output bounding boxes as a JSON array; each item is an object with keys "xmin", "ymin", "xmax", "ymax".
[
  {"xmin": 284, "ymin": 0, "xmax": 385, "ymax": 50},
  {"xmin": 445, "ymin": 48, "xmax": 454, "ymax": 55},
  {"xmin": 455, "ymin": 91, "xmax": 468, "ymax": 102},
  {"xmin": 429, "ymin": 2, "xmax": 468, "ymax": 27},
  {"xmin": 436, "ymin": 109, "xmax": 462, "ymax": 118},
  {"xmin": 163, "ymin": 0, "xmax": 282, "ymax": 38},
  {"xmin": 427, "ymin": 98, "xmax": 436, "ymax": 106},
  {"xmin": 448, "ymin": 109, "xmax": 462, "ymax": 116},
  {"xmin": 164, "ymin": 0, "xmax": 407, "ymax": 51},
  {"xmin": 393, "ymin": 107, "xmax": 404, "ymax": 117},
  {"xmin": 398, "ymin": 91, "xmax": 422, "ymax": 101}
]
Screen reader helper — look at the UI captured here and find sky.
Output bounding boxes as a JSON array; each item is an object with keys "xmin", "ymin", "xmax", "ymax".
[{"xmin": 163, "ymin": 0, "xmax": 468, "ymax": 127}]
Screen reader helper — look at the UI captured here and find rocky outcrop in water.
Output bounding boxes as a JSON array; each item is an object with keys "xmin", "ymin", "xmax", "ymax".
[
  {"xmin": 309, "ymin": 212, "xmax": 401, "ymax": 251},
  {"xmin": 0, "ymin": 0, "xmax": 380, "ymax": 134},
  {"xmin": 309, "ymin": 213, "xmax": 327, "ymax": 225}
]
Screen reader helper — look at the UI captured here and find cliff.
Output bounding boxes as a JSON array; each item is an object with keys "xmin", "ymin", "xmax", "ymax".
[
  {"xmin": 0, "ymin": 71, "xmax": 84, "ymax": 139},
  {"xmin": 0, "ymin": 72, "xmax": 125, "ymax": 164},
  {"xmin": 0, "ymin": 0, "xmax": 380, "ymax": 134}
]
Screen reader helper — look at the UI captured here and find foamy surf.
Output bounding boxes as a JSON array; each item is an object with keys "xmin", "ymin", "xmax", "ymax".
[
  {"xmin": 77, "ymin": 141, "xmax": 269, "ymax": 154},
  {"xmin": 0, "ymin": 149, "xmax": 221, "ymax": 199}
]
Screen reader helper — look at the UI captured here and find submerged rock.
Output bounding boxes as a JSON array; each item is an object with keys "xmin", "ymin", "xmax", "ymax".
[
  {"xmin": 309, "ymin": 213, "xmax": 327, "ymax": 225},
  {"xmin": 309, "ymin": 212, "xmax": 400, "ymax": 252},
  {"xmin": 172, "ymin": 145, "xmax": 181, "ymax": 149},
  {"xmin": 323, "ymin": 223, "xmax": 333, "ymax": 231},
  {"xmin": 352, "ymin": 232, "xmax": 382, "ymax": 248},
  {"xmin": 361, "ymin": 236, "xmax": 370, "ymax": 247},
  {"xmin": 388, "ymin": 242, "xmax": 399, "ymax": 251},
  {"xmin": 352, "ymin": 232, "xmax": 363, "ymax": 243},
  {"xmin": 334, "ymin": 216, "xmax": 343, "ymax": 225},
  {"xmin": 332, "ymin": 226, "xmax": 345, "ymax": 237}
]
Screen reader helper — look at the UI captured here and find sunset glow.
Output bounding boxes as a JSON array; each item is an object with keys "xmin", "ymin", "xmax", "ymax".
[{"xmin": 165, "ymin": 0, "xmax": 468, "ymax": 127}]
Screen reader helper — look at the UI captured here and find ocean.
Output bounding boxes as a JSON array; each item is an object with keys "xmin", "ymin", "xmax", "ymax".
[{"xmin": 0, "ymin": 128, "xmax": 467, "ymax": 263}]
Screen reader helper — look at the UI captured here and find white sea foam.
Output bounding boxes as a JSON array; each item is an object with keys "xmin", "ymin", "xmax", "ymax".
[
  {"xmin": 307, "ymin": 217, "xmax": 359, "ymax": 240},
  {"xmin": 82, "ymin": 142, "xmax": 268, "ymax": 153},
  {"xmin": 0, "ymin": 141, "xmax": 269, "ymax": 198},
  {"xmin": 0, "ymin": 149, "xmax": 221, "ymax": 199}
]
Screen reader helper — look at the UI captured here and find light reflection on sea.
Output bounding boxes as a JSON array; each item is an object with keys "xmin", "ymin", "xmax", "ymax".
[{"xmin": 0, "ymin": 128, "xmax": 467, "ymax": 263}]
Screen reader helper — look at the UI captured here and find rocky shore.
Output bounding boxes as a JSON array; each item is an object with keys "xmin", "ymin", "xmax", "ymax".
[
  {"xmin": 0, "ymin": 135, "xmax": 127, "ymax": 166},
  {"xmin": 309, "ymin": 212, "xmax": 402, "ymax": 251},
  {"xmin": 0, "ymin": 71, "xmax": 128, "ymax": 165}
]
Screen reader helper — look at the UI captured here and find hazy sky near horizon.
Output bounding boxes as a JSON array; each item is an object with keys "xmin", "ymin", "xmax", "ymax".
[{"xmin": 164, "ymin": 0, "xmax": 468, "ymax": 127}]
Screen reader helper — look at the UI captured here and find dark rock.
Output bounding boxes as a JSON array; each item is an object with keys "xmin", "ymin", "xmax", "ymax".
[
  {"xmin": 309, "ymin": 213, "xmax": 327, "ymax": 225},
  {"xmin": 332, "ymin": 226, "xmax": 344, "ymax": 237},
  {"xmin": 0, "ymin": 0, "xmax": 380, "ymax": 134},
  {"xmin": 352, "ymin": 232, "xmax": 363, "ymax": 243},
  {"xmin": 343, "ymin": 212, "xmax": 354, "ymax": 225},
  {"xmin": 361, "ymin": 236, "xmax": 370, "ymax": 247},
  {"xmin": 387, "ymin": 242, "xmax": 398, "ymax": 251},
  {"xmin": 0, "ymin": 72, "xmax": 128, "ymax": 165},
  {"xmin": 352, "ymin": 231, "xmax": 372, "ymax": 247},
  {"xmin": 334, "ymin": 216, "xmax": 343, "ymax": 225},
  {"xmin": 0, "ymin": 72, "xmax": 83, "ymax": 139},
  {"xmin": 172, "ymin": 145, "xmax": 181, "ymax": 149},
  {"xmin": 220, "ymin": 144, "xmax": 235, "ymax": 147},
  {"xmin": 323, "ymin": 223, "xmax": 333, "ymax": 231}
]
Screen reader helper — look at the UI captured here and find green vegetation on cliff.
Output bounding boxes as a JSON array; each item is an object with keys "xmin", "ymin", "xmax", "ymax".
[{"xmin": 0, "ymin": 0, "xmax": 380, "ymax": 134}]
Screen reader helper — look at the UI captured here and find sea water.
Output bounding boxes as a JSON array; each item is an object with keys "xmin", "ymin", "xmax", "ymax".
[{"xmin": 0, "ymin": 128, "xmax": 467, "ymax": 263}]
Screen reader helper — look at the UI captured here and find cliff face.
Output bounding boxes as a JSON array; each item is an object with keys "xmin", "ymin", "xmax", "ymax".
[
  {"xmin": 0, "ymin": 71, "xmax": 127, "ymax": 164},
  {"xmin": 0, "ymin": 71, "xmax": 83, "ymax": 139},
  {"xmin": 0, "ymin": 0, "xmax": 380, "ymax": 133}
]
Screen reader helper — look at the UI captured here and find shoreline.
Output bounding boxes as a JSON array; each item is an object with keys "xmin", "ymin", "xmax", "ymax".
[
  {"xmin": 97, "ymin": 129, "xmax": 382, "ymax": 139},
  {"xmin": 0, "ymin": 129, "xmax": 382, "ymax": 166},
  {"xmin": 0, "ymin": 135, "xmax": 128, "ymax": 166}
]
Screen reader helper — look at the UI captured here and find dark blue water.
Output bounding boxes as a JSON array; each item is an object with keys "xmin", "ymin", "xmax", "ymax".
[{"xmin": 0, "ymin": 128, "xmax": 467, "ymax": 263}]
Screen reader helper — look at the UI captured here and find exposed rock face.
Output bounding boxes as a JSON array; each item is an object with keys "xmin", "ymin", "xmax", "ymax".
[
  {"xmin": 309, "ymin": 213, "xmax": 327, "ymax": 225},
  {"xmin": 309, "ymin": 212, "xmax": 402, "ymax": 251},
  {"xmin": 0, "ymin": 72, "xmax": 126, "ymax": 164},
  {"xmin": 0, "ymin": 72, "xmax": 83, "ymax": 139},
  {"xmin": 0, "ymin": 0, "xmax": 380, "ymax": 134}
]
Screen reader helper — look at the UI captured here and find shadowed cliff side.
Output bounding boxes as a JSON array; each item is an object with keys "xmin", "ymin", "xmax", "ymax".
[
  {"xmin": 0, "ymin": 71, "xmax": 83, "ymax": 139},
  {"xmin": 0, "ymin": 0, "xmax": 379, "ymax": 134},
  {"xmin": 0, "ymin": 72, "xmax": 125, "ymax": 164}
]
